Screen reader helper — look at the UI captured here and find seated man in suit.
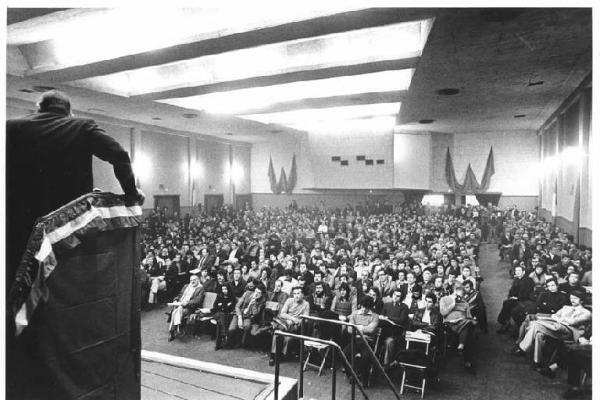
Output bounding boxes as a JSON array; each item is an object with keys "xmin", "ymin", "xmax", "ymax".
[
  {"xmin": 379, "ymin": 287, "xmax": 410, "ymax": 369},
  {"xmin": 374, "ymin": 268, "xmax": 397, "ymax": 301},
  {"xmin": 265, "ymin": 280, "xmax": 289, "ymax": 323},
  {"xmin": 167, "ymin": 274, "xmax": 205, "ymax": 341}
]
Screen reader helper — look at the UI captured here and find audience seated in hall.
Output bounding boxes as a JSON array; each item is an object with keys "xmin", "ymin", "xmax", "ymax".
[{"xmin": 139, "ymin": 201, "xmax": 590, "ymax": 392}]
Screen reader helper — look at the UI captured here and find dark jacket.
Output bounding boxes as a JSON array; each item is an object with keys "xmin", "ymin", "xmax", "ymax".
[
  {"xmin": 212, "ymin": 293, "xmax": 236, "ymax": 314},
  {"xmin": 536, "ymin": 291, "xmax": 569, "ymax": 314},
  {"xmin": 508, "ymin": 276, "xmax": 535, "ymax": 301},
  {"xmin": 7, "ymin": 112, "xmax": 137, "ymax": 284},
  {"xmin": 380, "ymin": 301, "xmax": 410, "ymax": 329},
  {"xmin": 411, "ymin": 307, "xmax": 443, "ymax": 335}
]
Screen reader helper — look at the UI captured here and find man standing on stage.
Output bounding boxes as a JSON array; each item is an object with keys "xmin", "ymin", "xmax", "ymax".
[{"xmin": 6, "ymin": 90, "xmax": 145, "ymax": 285}]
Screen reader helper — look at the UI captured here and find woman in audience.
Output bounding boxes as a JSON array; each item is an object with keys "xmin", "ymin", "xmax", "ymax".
[{"xmin": 213, "ymin": 283, "xmax": 236, "ymax": 350}]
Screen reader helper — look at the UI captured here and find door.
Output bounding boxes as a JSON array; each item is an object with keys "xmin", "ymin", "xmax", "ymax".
[
  {"xmin": 235, "ymin": 194, "xmax": 252, "ymax": 211},
  {"xmin": 204, "ymin": 194, "xmax": 224, "ymax": 215},
  {"xmin": 154, "ymin": 195, "xmax": 180, "ymax": 218}
]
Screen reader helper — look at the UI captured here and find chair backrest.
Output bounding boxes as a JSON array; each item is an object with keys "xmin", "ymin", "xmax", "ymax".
[
  {"xmin": 202, "ymin": 292, "xmax": 218, "ymax": 309},
  {"xmin": 265, "ymin": 301, "xmax": 280, "ymax": 312}
]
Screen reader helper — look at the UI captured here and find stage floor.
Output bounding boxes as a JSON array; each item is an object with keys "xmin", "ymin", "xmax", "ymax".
[
  {"xmin": 140, "ymin": 351, "xmax": 296, "ymax": 400},
  {"xmin": 142, "ymin": 359, "xmax": 269, "ymax": 400}
]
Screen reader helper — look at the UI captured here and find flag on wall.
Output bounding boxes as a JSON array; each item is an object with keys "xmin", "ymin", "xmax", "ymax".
[
  {"xmin": 268, "ymin": 156, "xmax": 280, "ymax": 194},
  {"xmin": 287, "ymin": 153, "xmax": 297, "ymax": 193},
  {"xmin": 479, "ymin": 147, "xmax": 495, "ymax": 192},
  {"xmin": 445, "ymin": 146, "xmax": 495, "ymax": 194}
]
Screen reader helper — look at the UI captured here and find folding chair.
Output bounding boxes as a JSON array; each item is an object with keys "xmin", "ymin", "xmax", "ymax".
[
  {"xmin": 399, "ymin": 330, "xmax": 433, "ymax": 398},
  {"xmin": 365, "ymin": 328, "xmax": 383, "ymax": 387},
  {"xmin": 303, "ymin": 341, "xmax": 332, "ymax": 376}
]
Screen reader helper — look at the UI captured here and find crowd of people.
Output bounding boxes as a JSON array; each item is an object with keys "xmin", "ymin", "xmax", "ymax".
[
  {"xmin": 139, "ymin": 201, "xmax": 592, "ymax": 396},
  {"xmin": 493, "ymin": 214, "xmax": 593, "ymax": 398}
]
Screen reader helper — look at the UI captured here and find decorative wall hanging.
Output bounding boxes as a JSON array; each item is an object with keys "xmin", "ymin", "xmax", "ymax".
[
  {"xmin": 268, "ymin": 154, "xmax": 297, "ymax": 194},
  {"xmin": 445, "ymin": 147, "xmax": 495, "ymax": 194}
]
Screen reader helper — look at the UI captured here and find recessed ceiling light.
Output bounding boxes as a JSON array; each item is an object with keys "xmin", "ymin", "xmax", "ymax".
[
  {"xmin": 528, "ymin": 81, "xmax": 544, "ymax": 87},
  {"xmin": 19, "ymin": 88, "xmax": 35, "ymax": 93},
  {"xmin": 152, "ymin": 117, "xmax": 162, "ymax": 120},
  {"xmin": 32, "ymin": 85, "xmax": 56, "ymax": 92},
  {"xmin": 419, "ymin": 119, "xmax": 435, "ymax": 124},
  {"xmin": 514, "ymin": 114, "xmax": 526, "ymax": 118},
  {"xmin": 436, "ymin": 88, "xmax": 460, "ymax": 96},
  {"xmin": 182, "ymin": 113, "xmax": 198, "ymax": 119}
]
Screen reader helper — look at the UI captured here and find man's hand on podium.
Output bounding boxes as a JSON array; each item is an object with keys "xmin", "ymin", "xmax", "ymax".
[{"xmin": 124, "ymin": 188, "xmax": 146, "ymax": 206}]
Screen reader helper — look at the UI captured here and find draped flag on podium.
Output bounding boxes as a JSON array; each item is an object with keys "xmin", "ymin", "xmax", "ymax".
[{"xmin": 8, "ymin": 192, "xmax": 142, "ymax": 400}]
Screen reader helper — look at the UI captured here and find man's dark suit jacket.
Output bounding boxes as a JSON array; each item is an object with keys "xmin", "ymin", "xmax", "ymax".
[
  {"xmin": 380, "ymin": 301, "xmax": 410, "ymax": 333},
  {"xmin": 6, "ymin": 111, "xmax": 137, "ymax": 285}
]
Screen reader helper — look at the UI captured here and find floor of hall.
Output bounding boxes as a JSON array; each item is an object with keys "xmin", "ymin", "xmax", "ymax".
[{"xmin": 141, "ymin": 244, "xmax": 590, "ymax": 400}]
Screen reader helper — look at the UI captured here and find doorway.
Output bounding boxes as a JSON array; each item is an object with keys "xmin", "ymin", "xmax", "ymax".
[
  {"xmin": 235, "ymin": 194, "xmax": 252, "ymax": 211},
  {"xmin": 154, "ymin": 195, "xmax": 180, "ymax": 218},
  {"xmin": 204, "ymin": 194, "xmax": 224, "ymax": 215}
]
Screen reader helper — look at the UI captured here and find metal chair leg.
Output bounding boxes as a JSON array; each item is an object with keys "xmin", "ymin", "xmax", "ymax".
[{"xmin": 400, "ymin": 369, "xmax": 406, "ymax": 394}]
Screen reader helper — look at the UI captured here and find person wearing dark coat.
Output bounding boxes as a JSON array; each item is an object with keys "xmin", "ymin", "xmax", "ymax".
[
  {"xmin": 411, "ymin": 293, "xmax": 444, "ymax": 339},
  {"xmin": 6, "ymin": 90, "xmax": 143, "ymax": 288},
  {"xmin": 463, "ymin": 280, "xmax": 488, "ymax": 333},
  {"xmin": 536, "ymin": 279, "xmax": 569, "ymax": 314},
  {"xmin": 497, "ymin": 265, "xmax": 535, "ymax": 333},
  {"xmin": 213, "ymin": 284, "xmax": 237, "ymax": 350},
  {"xmin": 379, "ymin": 288, "xmax": 410, "ymax": 368}
]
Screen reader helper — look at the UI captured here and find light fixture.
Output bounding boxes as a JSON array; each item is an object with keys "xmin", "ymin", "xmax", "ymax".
[
  {"xmin": 159, "ymin": 69, "xmax": 413, "ymax": 114},
  {"xmin": 69, "ymin": 18, "xmax": 433, "ymax": 97},
  {"xmin": 132, "ymin": 153, "xmax": 151, "ymax": 181},
  {"xmin": 241, "ymin": 103, "xmax": 400, "ymax": 127},
  {"xmin": 224, "ymin": 161, "xmax": 244, "ymax": 184}
]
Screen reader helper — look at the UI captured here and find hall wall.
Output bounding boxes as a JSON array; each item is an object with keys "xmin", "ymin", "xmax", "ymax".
[{"xmin": 538, "ymin": 78, "xmax": 592, "ymax": 247}]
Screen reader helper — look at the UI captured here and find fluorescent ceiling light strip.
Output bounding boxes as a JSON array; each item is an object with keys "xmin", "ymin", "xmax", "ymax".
[
  {"xmin": 8, "ymin": 4, "xmax": 373, "ymax": 46},
  {"xmin": 158, "ymin": 69, "xmax": 413, "ymax": 114},
  {"xmin": 241, "ymin": 102, "xmax": 400, "ymax": 125},
  {"xmin": 68, "ymin": 20, "xmax": 429, "ymax": 97}
]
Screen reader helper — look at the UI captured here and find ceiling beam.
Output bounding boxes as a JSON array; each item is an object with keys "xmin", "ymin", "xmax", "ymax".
[
  {"xmin": 133, "ymin": 57, "xmax": 419, "ymax": 101},
  {"xmin": 7, "ymin": 8, "xmax": 70, "ymax": 25},
  {"xmin": 237, "ymin": 90, "xmax": 407, "ymax": 115},
  {"xmin": 24, "ymin": 8, "xmax": 435, "ymax": 82}
]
